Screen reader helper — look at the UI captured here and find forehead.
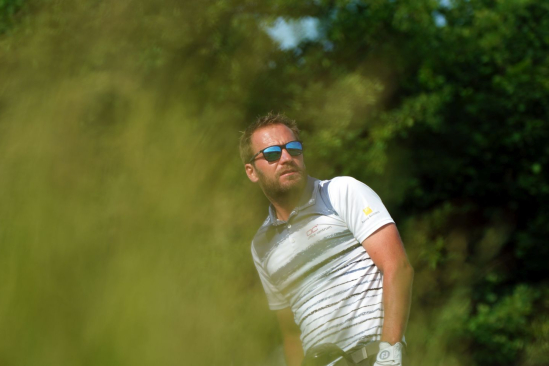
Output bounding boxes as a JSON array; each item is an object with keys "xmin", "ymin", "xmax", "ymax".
[{"xmin": 251, "ymin": 124, "xmax": 296, "ymax": 151}]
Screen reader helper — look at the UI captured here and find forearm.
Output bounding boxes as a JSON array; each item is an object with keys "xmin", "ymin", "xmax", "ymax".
[
  {"xmin": 282, "ymin": 333, "xmax": 304, "ymax": 366},
  {"xmin": 277, "ymin": 308, "xmax": 304, "ymax": 366},
  {"xmin": 380, "ymin": 263, "xmax": 414, "ymax": 344}
]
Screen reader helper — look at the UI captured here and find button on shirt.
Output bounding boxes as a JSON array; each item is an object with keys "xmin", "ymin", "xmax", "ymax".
[{"xmin": 251, "ymin": 176, "xmax": 395, "ymax": 352}]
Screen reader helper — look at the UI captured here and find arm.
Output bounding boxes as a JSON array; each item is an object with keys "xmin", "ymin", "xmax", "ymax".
[
  {"xmin": 277, "ymin": 307, "xmax": 304, "ymax": 366},
  {"xmin": 362, "ymin": 223, "xmax": 414, "ymax": 344}
]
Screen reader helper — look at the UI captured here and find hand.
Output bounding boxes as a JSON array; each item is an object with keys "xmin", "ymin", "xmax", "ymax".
[{"xmin": 373, "ymin": 342, "xmax": 403, "ymax": 366}]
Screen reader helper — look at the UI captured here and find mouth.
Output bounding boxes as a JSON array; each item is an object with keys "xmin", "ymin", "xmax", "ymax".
[{"xmin": 280, "ymin": 170, "xmax": 300, "ymax": 177}]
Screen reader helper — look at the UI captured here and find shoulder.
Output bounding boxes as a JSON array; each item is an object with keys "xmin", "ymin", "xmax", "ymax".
[
  {"xmin": 251, "ymin": 214, "xmax": 273, "ymax": 242},
  {"xmin": 321, "ymin": 176, "xmax": 374, "ymax": 196},
  {"xmin": 250, "ymin": 215, "xmax": 277, "ymax": 261},
  {"xmin": 321, "ymin": 176, "xmax": 384, "ymax": 215}
]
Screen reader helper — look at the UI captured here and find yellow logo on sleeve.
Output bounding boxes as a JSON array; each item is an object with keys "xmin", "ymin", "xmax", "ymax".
[{"xmin": 363, "ymin": 207, "xmax": 373, "ymax": 215}]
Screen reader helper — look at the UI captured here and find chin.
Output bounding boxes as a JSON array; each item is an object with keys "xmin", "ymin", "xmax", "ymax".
[{"xmin": 280, "ymin": 174, "xmax": 304, "ymax": 189}]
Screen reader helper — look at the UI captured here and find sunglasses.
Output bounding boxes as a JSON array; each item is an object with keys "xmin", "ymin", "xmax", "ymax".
[{"xmin": 249, "ymin": 141, "xmax": 304, "ymax": 163}]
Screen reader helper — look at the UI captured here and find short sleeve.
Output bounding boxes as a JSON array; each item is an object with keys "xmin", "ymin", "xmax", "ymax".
[
  {"xmin": 251, "ymin": 244, "xmax": 290, "ymax": 310},
  {"xmin": 327, "ymin": 176, "xmax": 394, "ymax": 244}
]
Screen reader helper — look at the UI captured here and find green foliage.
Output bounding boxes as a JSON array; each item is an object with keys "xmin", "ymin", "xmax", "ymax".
[
  {"xmin": 0, "ymin": 0, "xmax": 548, "ymax": 365},
  {"xmin": 467, "ymin": 285, "xmax": 536, "ymax": 364},
  {"xmin": 250, "ymin": 0, "xmax": 549, "ymax": 365},
  {"xmin": 0, "ymin": 0, "xmax": 23, "ymax": 33},
  {"xmin": 466, "ymin": 285, "xmax": 549, "ymax": 366}
]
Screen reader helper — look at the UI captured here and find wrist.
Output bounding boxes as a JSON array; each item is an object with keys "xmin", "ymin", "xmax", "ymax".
[{"xmin": 380, "ymin": 338, "xmax": 402, "ymax": 346}]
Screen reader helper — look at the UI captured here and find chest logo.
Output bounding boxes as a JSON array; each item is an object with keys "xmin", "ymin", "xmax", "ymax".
[
  {"xmin": 306, "ymin": 225, "xmax": 332, "ymax": 240},
  {"xmin": 306, "ymin": 225, "xmax": 318, "ymax": 237}
]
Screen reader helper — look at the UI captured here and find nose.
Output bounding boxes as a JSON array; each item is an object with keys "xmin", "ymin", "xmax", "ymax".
[{"xmin": 278, "ymin": 147, "xmax": 294, "ymax": 163}]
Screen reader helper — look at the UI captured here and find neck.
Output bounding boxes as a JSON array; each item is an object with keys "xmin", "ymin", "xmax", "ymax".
[{"xmin": 265, "ymin": 180, "xmax": 307, "ymax": 222}]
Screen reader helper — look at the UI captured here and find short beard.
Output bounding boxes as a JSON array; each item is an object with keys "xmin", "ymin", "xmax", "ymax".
[{"xmin": 256, "ymin": 165, "xmax": 307, "ymax": 200}]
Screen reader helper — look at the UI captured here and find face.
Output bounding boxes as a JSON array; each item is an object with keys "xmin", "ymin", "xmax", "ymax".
[{"xmin": 245, "ymin": 124, "xmax": 307, "ymax": 198}]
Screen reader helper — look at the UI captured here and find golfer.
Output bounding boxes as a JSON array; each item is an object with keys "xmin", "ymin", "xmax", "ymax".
[{"xmin": 240, "ymin": 113, "xmax": 413, "ymax": 366}]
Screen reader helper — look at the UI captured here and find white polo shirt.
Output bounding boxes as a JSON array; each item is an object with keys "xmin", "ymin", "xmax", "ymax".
[{"xmin": 251, "ymin": 176, "xmax": 395, "ymax": 352}]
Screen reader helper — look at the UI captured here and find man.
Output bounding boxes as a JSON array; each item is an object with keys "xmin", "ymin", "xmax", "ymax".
[{"xmin": 240, "ymin": 113, "xmax": 413, "ymax": 366}]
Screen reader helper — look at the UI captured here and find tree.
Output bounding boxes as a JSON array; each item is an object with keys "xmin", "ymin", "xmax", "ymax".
[{"xmin": 247, "ymin": 0, "xmax": 549, "ymax": 364}]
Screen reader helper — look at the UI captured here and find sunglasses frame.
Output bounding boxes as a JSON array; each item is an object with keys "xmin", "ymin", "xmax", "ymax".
[{"xmin": 249, "ymin": 140, "xmax": 304, "ymax": 163}]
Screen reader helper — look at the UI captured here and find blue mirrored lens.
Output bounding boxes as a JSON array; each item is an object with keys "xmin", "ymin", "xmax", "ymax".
[
  {"xmin": 286, "ymin": 141, "xmax": 303, "ymax": 156},
  {"xmin": 263, "ymin": 146, "xmax": 283, "ymax": 154},
  {"xmin": 263, "ymin": 146, "xmax": 282, "ymax": 161}
]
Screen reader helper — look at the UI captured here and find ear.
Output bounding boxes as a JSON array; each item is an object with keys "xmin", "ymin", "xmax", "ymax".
[{"xmin": 245, "ymin": 163, "xmax": 259, "ymax": 183}]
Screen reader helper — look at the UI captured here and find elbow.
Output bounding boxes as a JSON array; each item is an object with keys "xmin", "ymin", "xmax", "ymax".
[
  {"xmin": 401, "ymin": 259, "xmax": 414, "ymax": 279},
  {"xmin": 405, "ymin": 260, "xmax": 414, "ymax": 275},
  {"xmin": 383, "ymin": 260, "xmax": 414, "ymax": 282},
  {"xmin": 405, "ymin": 261, "xmax": 414, "ymax": 283}
]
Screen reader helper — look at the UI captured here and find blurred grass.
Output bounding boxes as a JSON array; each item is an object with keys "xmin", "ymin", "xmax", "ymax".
[{"xmin": 0, "ymin": 1, "xmax": 284, "ymax": 364}]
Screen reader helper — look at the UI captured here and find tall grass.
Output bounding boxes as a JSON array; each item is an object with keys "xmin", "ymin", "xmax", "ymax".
[{"xmin": 0, "ymin": 1, "xmax": 283, "ymax": 364}]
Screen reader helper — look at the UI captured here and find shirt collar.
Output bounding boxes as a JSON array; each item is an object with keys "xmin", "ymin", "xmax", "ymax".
[{"xmin": 267, "ymin": 176, "xmax": 318, "ymax": 226}]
